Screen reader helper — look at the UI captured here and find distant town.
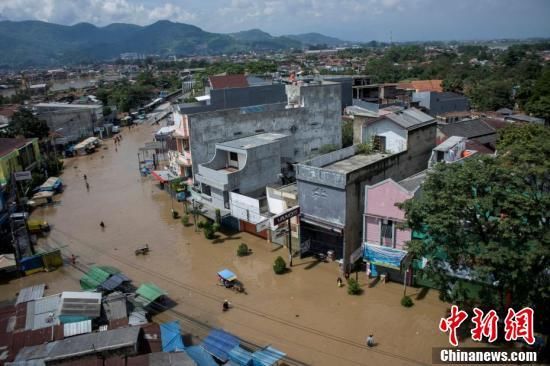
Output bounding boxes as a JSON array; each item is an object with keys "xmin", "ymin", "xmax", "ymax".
[{"xmin": 0, "ymin": 18, "xmax": 548, "ymax": 366}]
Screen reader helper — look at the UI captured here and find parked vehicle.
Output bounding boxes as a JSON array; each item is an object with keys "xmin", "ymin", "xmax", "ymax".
[
  {"xmin": 64, "ymin": 145, "xmax": 75, "ymax": 157},
  {"xmin": 27, "ymin": 191, "xmax": 54, "ymax": 207},
  {"xmin": 27, "ymin": 219, "xmax": 50, "ymax": 234},
  {"xmin": 112, "ymin": 125, "xmax": 120, "ymax": 134}
]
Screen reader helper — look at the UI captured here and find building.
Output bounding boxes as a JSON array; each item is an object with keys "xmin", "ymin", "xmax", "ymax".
[
  {"xmin": 172, "ymin": 81, "xmax": 342, "ymax": 182},
  {"xmin": 413, "ymin": 91, "xmax": 470, "ymax": 116},
  {"xmin": 355, "ymin": 108, "xmax": 435, "ymax": 153},
  {"xmin": 362, "ymin": 177, "xmax": 419, "ymax": 282},
  {"xmin": 169, "ymin": 80, "xmax": 288, "ymax": 180},
  {"xmin": 195, "ymin": 133, "xmax": 291, "ymax": 211},
  {"xmin": 296, "ymin": 115, "xmax": 436, "ymax": 270},
  {"xmin": 437, "ymin": 118, "xmax": 503, "ymax": 150},
  {"xmin": 34, "ymin": 103, "xmax": 103, "ymax": 143},
  {"xmin": 0, "ymin": 138, "xmax": 41, "ymax": 186}
]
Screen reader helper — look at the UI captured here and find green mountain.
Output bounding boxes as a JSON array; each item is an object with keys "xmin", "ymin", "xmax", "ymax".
[
  {"xmin": 285, "ymin": 32, "xmax": 346, "ymax": 46},
  {"xmin": 0, "ymin": 20, "xmax": 347, "ymax": 68}
]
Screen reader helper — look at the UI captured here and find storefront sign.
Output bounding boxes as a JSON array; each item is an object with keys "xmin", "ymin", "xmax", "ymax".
[
  {"xmin": 272, "ymin": 206, "xmax": 300, "ymax": 226},
  {"xmin": 14, "ymin": 171, "xmax": 32, "ymax": 181}
]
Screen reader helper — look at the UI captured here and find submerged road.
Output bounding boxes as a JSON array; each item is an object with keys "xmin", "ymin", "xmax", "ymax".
[{"xmin": 29, "ymin": 115, "xmax": 454, "ymax": 365}]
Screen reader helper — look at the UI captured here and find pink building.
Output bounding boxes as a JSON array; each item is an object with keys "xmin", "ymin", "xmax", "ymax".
[{"xmin": 363, "ymin": 178, "xmax": 415, "ymax": 250}]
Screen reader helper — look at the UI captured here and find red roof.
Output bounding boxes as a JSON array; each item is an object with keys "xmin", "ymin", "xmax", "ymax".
[
  {"xmin": 208, "ymin": 74, "xmax": 249, "ymax": 89},
  {"xmin": 0, "ymin": 138, "xmax": 34, "ymax": 158},
  {"xmin": 399, "ymin": 80, "xmax": 443, "ymax": 92}
]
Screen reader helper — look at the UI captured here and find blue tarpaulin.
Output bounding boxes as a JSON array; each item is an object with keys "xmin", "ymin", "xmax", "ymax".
[
  {"xmin": 186, "ymin": 345, "xmax": 218, "ymax": 366},
  {"xmin": 228, "ymin": 346, "xmax": 253, "ymax": 366},
  {"xmin": 252, "ymin": 346, "xmax": 286, "ymax": 366},
  {"xmin": 99, "ymin": 273, "xmax": 130, "ymax": 291},
  {"xmin": 217, "ymin": 269, "xmax": 237, "ymax": 281},
  {"xmin": 201, "ymin": 329, "xmax": 240, "ymax": 362},
  {"xmin": 160, "ymin": 320, "xmax": 185, "ymax": 352},
  {"xmin": 363, "ymin": 244, "xmax": 407, "ymax": 270}
]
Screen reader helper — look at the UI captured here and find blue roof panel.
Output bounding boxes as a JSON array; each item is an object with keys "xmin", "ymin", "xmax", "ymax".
[
  {"xmin": 201, "ymin": 329, "xmax": 240, "ymax": 362},
  {"xmin": 160, "ymin": 320, "xmax": 185, "ymax": 352}
]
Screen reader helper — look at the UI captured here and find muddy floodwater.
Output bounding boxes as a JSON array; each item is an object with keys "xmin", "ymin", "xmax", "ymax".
[{"xmin": 1, "ymin": 116, "xmax": 465, "ymax": 365}]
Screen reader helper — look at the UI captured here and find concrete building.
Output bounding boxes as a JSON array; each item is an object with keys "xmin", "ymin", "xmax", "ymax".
[
  {"xmin": 412, "ymin": 91, "xmax": 470, "ymax": 117},
  {"xmin": 172, "ymin": 81, "xmax": 342, "ymax": 182},
  {"xmin": 296, "ymin": 115, "xmax": 436, "ymax": 270},
  {"xmin": 195, "ymin": 133, "xmax": 291, "ymax": 211},
  {"xmin": 504, "ymin": 114, "xmax": 545, "ymax": 125},
  {"xmin": 34, "ymin": 103, "xmax": 103, "ymax": 143}
]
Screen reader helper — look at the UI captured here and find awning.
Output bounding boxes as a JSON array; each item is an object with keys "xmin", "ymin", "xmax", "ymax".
[
  {"xmin": 363, "ymin": 244, "xmax": 408, "ymax": 270},
  {"xmin": 152, "ymin": 170, "xmax": 178, "ymax": 184},
  {"xmin": 0, "ymin": 254, "xmax": 17, "ymax": 270},
  {"xmin": 201, "ymin": 329, "xmax": 240, "ymax": 363},
  {"xmin": 161, "ymin": 320, "xmax": 185, "ymax": 352},
  {"xmin": 252, "ymin": 346, "xmax": 286, "ymax": 366}
]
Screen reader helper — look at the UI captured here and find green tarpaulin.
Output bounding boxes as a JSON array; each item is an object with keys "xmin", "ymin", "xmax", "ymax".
[
  {"xmin": 136, "ymin": 283, "xmax": 167, "ymax": 306},
  {"xmin": 80, "ymin": 266, "xmax": 120, "ymax": 291}
]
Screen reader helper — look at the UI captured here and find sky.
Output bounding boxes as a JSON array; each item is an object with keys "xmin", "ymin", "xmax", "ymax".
[{"xmin": 0, "ymin": 0, "xmax": 549, "ymax": 42}]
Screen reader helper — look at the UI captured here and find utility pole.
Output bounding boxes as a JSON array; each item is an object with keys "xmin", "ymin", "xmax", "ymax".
[{"xmin": 287, "ymin": 218, "xmax": 292, "ymax": 267}]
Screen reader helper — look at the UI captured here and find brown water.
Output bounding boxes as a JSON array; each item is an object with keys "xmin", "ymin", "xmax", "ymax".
[{"xmin": 1, "ymin": 120, "xmax": 463, "ymax": 365}]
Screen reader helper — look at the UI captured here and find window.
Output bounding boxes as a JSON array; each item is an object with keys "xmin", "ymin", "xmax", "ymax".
[
  {"xmin": 229, "ymin": 152, "xmax": 238, "ymax": 161},
  {"xmin": 202, "ymin": 184, "xmax": 211, "ymax": 196},
  {"xmin": 373, "ymin": 135, "xmax": 386, "ymax": 152},
  {"xmin": 381, "ymin": 220, "xmax": 393, "ymax": 245},
  {"xmin": 233, "ymin": 131, "xmax": 242, "ymax": 136},
  {"xmin": 255, "ymin": 129, "xmax": 265, "ymax": 133}
]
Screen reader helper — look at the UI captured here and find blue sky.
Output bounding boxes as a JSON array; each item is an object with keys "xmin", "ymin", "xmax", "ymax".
[{"xmin": 0, "ymin": 0, "xmax": 549, "ymax": 41}]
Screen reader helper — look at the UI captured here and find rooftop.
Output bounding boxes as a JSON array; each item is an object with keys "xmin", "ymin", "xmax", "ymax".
[
  {"xmin": 382, "ymin": 108, "xmax": 434, "ymax": 130},
  {"xmin": 217, "ymin": 133, "xmax": 289, "ymax": 151},
  {"xmin": 321, "ymin": 152, "xmax": 388, "ymax": 174},
  {"xmin": 399, "ymin": 79, "xmax": 442, "ymax": 92},
  {"xmin": 209, "ymin": 74, "xmax": 249, "ymax": 89},
  {"xmin": 399, "ymin": 170, "xmax": 428, "ymax": 193},
  {"xmin": 433, "ymin": 136, "xmax": 465, "ymax": 152},
  {"xmin": 34, "ymin": 102, "xmax": 101, "ymax": 109},
  {"xmin": 439, "ymin": 118, "xmax": 496, "ymax": 139},
  {"xmin": 0, "ymin": 138, "xmax": 34, "ymax": 158}
]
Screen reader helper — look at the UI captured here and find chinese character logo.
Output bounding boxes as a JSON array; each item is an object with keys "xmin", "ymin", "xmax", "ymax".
[
  {"xmin": 471, "ymin": 308, "xmax": 499, "ymax": 343},
  {"xmin": 504, "ymin": 308, "xmax": 535, "ymax": 345},
  {"xmin": 439, "ymin": 305, "xmax": 469, "ymax": 346}
]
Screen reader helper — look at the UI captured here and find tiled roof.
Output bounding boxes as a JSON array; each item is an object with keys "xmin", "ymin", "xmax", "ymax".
[
  {"xmin": 399, "ymin": 79, "xmax": 443, "ymax": 92},
  {"xmin": 439, "ymin": 119, "xmax": 496, "ymax": 139},
  {"xmin": 208, "ymin": 74, "xmax": 249, "ymax": 89}
]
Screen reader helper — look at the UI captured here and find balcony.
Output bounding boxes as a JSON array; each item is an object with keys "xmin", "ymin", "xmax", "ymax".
[{"xmin": 175, "ymin": 150, "xmax": 192, "ymax": 167}]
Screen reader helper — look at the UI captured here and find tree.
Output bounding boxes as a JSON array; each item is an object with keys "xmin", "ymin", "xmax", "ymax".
[
  {"xmin": 3, "ymin": 109, "xmax": 49, "ymax": 139},
  {"xmin": 400, "ymin": 124, "xmax": 549, "ymax": 329},
  {"xmin": 273, "ymin": 256, "xmax": 287, "ymax": 274}
]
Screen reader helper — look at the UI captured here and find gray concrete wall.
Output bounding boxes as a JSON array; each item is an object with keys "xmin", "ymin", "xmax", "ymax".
[
  {"xmin": 210, "ymin": 84, "xmax": 286, "ymax": 109},
  {"xmin": 37, "ymin": 109, "xmax": 97, "ymax": 143},
  {"xmin": 188, "ymin": 83, "xmax": 342, "ymax": 176},
  {"xmin": 413, "ymin": 92, "xmax": 470, "ymax": 116},
  {"xmin": 296, "ymin": 122, "xmax": 437, "ymax": 266}
]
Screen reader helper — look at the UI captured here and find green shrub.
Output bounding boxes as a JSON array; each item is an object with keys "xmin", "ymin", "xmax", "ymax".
[
  {"xmin": 237, "ymin": 243, "xmax": 249, "ymax": 257},
  {"xmin": 215, "ymin": 209, "xmax": 221, "ymax": 224},
  {"xmin": 347, "ymin": 278, "xmax": 362, "ymax": 295},
  {"xmin": 212, "ymin": 223, "xmax": 221, "ymax": 232},
  {"xmin": 197, "ymin": 221, "xmax": 206, "ymax": 229},
  {"xmin": 356, "ymin": 143, "xmax": 374, "ymax": 155},
  {"xmin": 401, "ymin": 295, "xmax": 414, "ymax": 307},
  {"xmin": 203, "ymin": 226, "xmax": 215, "ymax": 239},
  {"xmin": 181, "ymin": 215, "xmax": 189, "ymax": 226},
  {"xmin": 273, "ymin": 256, "xmax": 287, "ymax": 274}
]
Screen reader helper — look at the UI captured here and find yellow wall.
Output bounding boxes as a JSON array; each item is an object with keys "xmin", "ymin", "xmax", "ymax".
[{"xmin": 0, "ymin": 139, "xmax": 41, "ymax": 185}]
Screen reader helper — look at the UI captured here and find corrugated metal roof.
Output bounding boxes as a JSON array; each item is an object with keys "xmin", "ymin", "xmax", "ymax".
[
  {"xmin": 129, "ymin": 310, "xmax": 148, "ymax": 326},
  {"xmin": 25, "ymin": 295, "xmax": 61, "ymax": 330},
  {"xmin": 102, "ymin": 292, "xmax": 127, "ymax": 321},
  {"xmin": 433, "ymin": 136, "xmax": 465, "ymax": 152},
  {"xmin": 63, "ymin": 320, "xmax": 92, "ymax": 338},
  {"xmin": 252, "ymin": 346, "xmax": 286, "ymax": 366},
  {"xmin": 16, "ymin": 285, "xmax": 45, "ymax": 305},
  {"xmin": 201, "ymin": 329, "xmax": 240, "ymax": 363},
  {"xmin": 385, "ymin": 108, "xmax": 434, "ymax": 130},
  {"xmin": 228, "ymin": 346, "xmax": 253, "ymax": 366},
  {"xmin": 59, "ymin": 292, "xmax": 101, "ymax": 318},
  {"xmin": 15, "ymin": 326, "xmax": 142, "ymax": 363},
  {"xmin": 99, "ymin": 273, "xmax": 130, "ymax": 291}
]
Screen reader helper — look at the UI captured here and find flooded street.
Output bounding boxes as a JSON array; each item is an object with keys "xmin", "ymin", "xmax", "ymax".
[{"xmin": 4, "ymin": 116, "xmax": 456, "ymax": 365}]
